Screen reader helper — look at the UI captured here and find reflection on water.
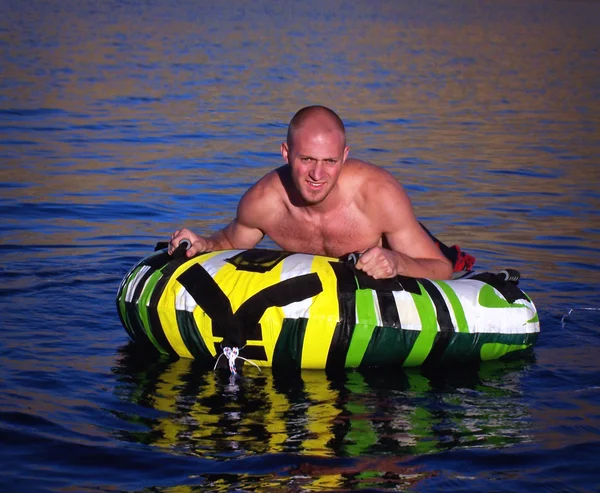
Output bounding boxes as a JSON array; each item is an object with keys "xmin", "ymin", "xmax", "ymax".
[{"xmin": 112, "ymin": 344, "xmax": 535, "ymax": 489}]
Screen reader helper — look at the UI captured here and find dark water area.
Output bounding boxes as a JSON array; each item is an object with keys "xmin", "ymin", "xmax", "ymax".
[{"xmin": 1, "ymin": 0, "xmax": 599, "ymax": 491}]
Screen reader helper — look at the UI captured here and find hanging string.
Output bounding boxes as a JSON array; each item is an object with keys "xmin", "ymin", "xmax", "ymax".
[
  {"xmin": 561, "ymin": 307, "xmax": 600, "ymax": 327},
  {"xmin": 223, "ymin": 346, "xmax": 239, "ymax": 374},
  {"xmin": 213, "ymin": 345, "xmax": 262, "ymax": 375}
]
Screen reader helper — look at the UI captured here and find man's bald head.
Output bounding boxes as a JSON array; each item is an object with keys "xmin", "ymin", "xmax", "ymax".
[{"xmin": 286, "ymin": 105, "xmax": 346, "ymax": 150}]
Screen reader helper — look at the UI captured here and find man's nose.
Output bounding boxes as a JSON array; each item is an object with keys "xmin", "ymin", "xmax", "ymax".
[{"xmin": 309, "ymin": 161, "xmax": 324, "ymax": 181}]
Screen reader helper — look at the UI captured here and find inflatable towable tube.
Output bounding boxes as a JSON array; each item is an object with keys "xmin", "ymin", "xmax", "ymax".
[{"xmin": 116, "ymin": 247, "xmax": 539, "ymax": 369}]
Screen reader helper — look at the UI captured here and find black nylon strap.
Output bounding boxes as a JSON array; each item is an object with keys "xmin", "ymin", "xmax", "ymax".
[
  {"xmin": 469, "ymin": 272, "xmax": 527, "ymax": 303},
  {"xmin": 235, "ymin": 274, "xmax": 324, "ymax": 340},
  {"xmin": 178, "ymin": 264, "xmax": 323, "ymax": 357},
  {"xmin": 225, "ymin": 249, "xmax": 293, "ymax": 273}
]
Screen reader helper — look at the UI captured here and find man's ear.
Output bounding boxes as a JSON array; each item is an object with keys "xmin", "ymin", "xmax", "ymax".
[
  {"xmin": 343, "ymin": 146, "xmax": 350, "ymax": 163},
  {"xmin": 281, "ymin": 142, "xmax": 290, "ymax": 163}
]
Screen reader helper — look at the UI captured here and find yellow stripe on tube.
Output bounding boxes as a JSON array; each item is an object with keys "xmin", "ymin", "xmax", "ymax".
[
  {"xmin": 258, "ymin": 306, "xmax": 285, "ymax": 366},
  {"xmin": 193, "ymin": 306, "xmax": 217, "ymax": 357},
  {"xmin": 301, "ymin": 256, "xmax": 340, "ymax": 369}
]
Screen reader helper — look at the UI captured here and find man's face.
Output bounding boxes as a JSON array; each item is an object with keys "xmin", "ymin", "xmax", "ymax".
[{"xmin": 281, "ymin": 126, "xmax": 348, "ymax": 206}]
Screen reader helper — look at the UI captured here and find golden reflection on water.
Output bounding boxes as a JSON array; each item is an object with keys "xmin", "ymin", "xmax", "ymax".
[{"xmin": 1, "ymin": 1, "xmax": 598, "ymax": 287}]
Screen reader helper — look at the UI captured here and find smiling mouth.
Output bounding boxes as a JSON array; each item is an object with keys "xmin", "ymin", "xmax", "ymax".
[{"xmin": 307, "ymin": 181, "xmax": 324, "ymax": 188}]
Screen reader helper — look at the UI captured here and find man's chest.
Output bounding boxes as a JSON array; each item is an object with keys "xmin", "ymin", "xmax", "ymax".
[{"xmin": 265, "ymin": 210, "xmax": 382, "ymax": 257}]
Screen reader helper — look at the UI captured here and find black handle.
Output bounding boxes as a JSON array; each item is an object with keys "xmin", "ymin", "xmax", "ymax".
[
  {"xmin": 154, "ymin": 239, "xmax": 191, "ymax": 258},
  {"xmin": 171, "ymin": 239, "xmax": 191, "ymax": 259}
]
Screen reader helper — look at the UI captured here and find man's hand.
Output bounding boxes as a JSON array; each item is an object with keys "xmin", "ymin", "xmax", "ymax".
[
  {"xmin": 169, "ymin": 228, "xmax": 211, "ymax": 257},
  {"xmin": 354, "ymin": 247, "xmax": 403, "ymax": 279}
]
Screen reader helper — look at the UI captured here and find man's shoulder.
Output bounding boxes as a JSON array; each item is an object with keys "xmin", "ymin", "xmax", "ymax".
[
  {"xmin": 342, "ymin": 159, "xmax": 400, "ymax": 188},
  {"xmin": 238, "ymin": 168, "xmax": 285, "ymax": 219},
  {"xmin": 245, "ymin": 166, "xmax": 286, "ymax": 198},
  {"xmin": 343, "ymin": 159, "xmax": 408, "ymax": 216}
]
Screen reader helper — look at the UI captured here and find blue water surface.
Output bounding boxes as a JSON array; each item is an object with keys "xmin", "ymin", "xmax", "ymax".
[{"xmin": 1, "ymin": 1, "xmax": 600, "ymax": 492}]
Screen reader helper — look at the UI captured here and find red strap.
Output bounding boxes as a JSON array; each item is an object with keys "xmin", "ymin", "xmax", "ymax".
[{"xmin": 451, "ymin": 245, "xmax": 476, "ymax": 272}]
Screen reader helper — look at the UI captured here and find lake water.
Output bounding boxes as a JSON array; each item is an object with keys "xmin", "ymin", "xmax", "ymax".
[{"xmin": 1, "ymin": 0, "xmax": 599, "ymax": 491}]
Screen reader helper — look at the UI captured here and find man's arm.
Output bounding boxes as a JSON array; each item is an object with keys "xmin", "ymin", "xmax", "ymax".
[
  {"xmin": 354, "ymin": 170, "xmax": 452, "ymax": 280},
  {"xmin": 169, "ymin": 218, "xmax": 264, "ymax": 258},
  {"xmin": 169, "ymin": 179, "xmax": 270, "ymax": 257}
]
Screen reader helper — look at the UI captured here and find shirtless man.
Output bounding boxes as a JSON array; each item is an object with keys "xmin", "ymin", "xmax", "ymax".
[{"xmin": 169, "ymin": 105, "xmax": 453, "ymax": 280}]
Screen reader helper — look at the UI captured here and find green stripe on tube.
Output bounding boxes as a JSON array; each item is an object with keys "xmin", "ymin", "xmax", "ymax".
[
  {"xmin": 402, "ymin": 285, "xmax": 438, "ymax": 367},
  {"xmin": 434, "ymin": 281, "xmax": 469, "ymax": 333},
  {"xmin": 478, "ymin": 283, "xmax": 525, "ymax": 309},
  {"xmin": 480, "ymin": 342, "xmax": 530, "ymax": 361},
  {"xmin": 118, "ymin": 305, "xmax": 135, "ymax": 340},
  {"xmin": 273, "ymin": 318, "xmax": 308, "ymax": 370},
  {"xmin": 117, "ymin": 268, "xmax": 139, "ymax": 339},
  {"xmin": 345, "ymin": 289, "xmax": 378, "ymax": 367},
  {"xmin": 176, "ymin": 310, "xmax": 213, "ymax": 361},
  {"xmin": 137, "ymin": 270, "xmax": 169, "ymax": 354},
  {"xmin": 120, "ymin": 267, "xmax": 156, "ymax": 344}
]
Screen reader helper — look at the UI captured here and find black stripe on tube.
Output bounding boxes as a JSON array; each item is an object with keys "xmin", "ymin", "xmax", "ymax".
[
  {"xmin": 377, "ymin": 290, "xmax": 401, "ymax": 329},
  {"xmin": 234, "ymin": 273, "xmax": 323, "ymax": 340},
  {"xmin": 419, "ymin": 279, "xmax": 454, "ymax": 332},
  {"xmin": 419, "ymin": 279, "xmax": 454, "ymax": 366},
  {"xmin": 326, "ymin": 262, "xmax": 357, "ymax": 369}
]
